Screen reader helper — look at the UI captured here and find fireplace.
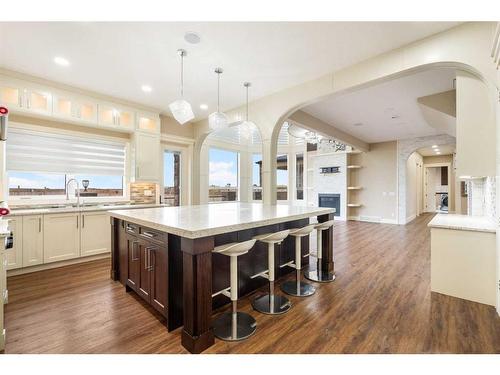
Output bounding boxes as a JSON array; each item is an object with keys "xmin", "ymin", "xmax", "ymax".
[{"xmin": 318, "ymin": 193, "xmax": 340, "ymax": 217}]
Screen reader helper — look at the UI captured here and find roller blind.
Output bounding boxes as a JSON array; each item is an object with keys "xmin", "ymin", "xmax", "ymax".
[{"xmin": 7, "ymin": 128, "xmax": 126, "ymax": 176}]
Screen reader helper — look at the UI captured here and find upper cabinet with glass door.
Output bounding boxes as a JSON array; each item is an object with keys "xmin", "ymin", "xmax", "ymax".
[
  {"xmin": 0, "ymin": 78, "xmax": 52, "ymax": 116},
  {"xmin": 136, "ymin": 111, "xmax": 160, "ymax": 134},
  {"xmin": 98, "ymin": 103, "xmax": 135, "ymax": 132},
  {"xmin": 52, "ymin": 90, "xmax": 98, "ymax": 124}
]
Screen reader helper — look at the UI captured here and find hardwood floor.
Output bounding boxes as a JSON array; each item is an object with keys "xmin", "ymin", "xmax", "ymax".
[{"xmin": 4, "ymin": 214, "xmax": 500, "ymax": 353}]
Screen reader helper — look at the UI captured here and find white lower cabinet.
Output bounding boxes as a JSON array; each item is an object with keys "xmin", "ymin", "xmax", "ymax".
[
  {"xmin": 22, "ymin": 215, "xmax": 44, "ymax": 267},
  {"xmin": 43, "ymin": 213, "xmax": 80, "ymax": 264},
  {"xmin": 6, "ymin": 217, "xmax": 23, "ymax": 270},
  {"xmin": 80, "ymin": 212, "xmax": 111, "ymax": 257}
]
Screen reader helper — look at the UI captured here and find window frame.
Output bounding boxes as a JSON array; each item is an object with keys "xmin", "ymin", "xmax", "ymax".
[
  {"xmin": 7, "ymin": 121, "xmax": 130, "ymax": 205},
  {"xmin": 208, "ymin": 146, "xmax": 240, "ymax": 203},
  {"xmin": 251, "ymin": 152, "xmax": 263, "ymax": 202}
]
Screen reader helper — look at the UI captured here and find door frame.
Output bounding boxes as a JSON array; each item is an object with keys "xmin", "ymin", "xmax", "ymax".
[
  {"xmin": 423, "ymin": 162, "xmax": 451, "ymax": 213},
  {"xmin": 160, "ymin": 135, "xmax": 194, "ymax": 206}
]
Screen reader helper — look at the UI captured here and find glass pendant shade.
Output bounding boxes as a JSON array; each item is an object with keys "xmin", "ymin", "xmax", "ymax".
[
  {"xmin": 208, "ymin": 111, "xmax": 228, "ymax": 130},
  {"xmin": 169, "ymin": 99, "xmax": 194, "ymax": 125}
]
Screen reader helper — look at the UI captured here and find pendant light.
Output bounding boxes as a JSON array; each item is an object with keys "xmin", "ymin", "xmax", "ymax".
[
  {"xmin": 169, "ymin": 49, "xmax": 194, "ymax": 125},
  {"xmin": 208, "ymin": 67, "xmax": 228, "ymax": 131},
  {"xmin": 239, "ymin": 82, "xmax": 255, "ymax": 140}
]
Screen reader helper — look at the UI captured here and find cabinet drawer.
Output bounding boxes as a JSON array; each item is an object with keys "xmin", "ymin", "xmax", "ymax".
[
  {"xmin": 139, "ymin": 227, "xmax": 167, "ymax": 245},
  {"xmin": 125, "ymin": 222, "xmax": 139, "ymax": 235}
]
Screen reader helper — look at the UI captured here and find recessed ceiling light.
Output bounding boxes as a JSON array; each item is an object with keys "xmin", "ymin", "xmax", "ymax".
[
  {"xmin": 391, "ymin": 115, "xmax": 400, "ymax": 119},
  {"xmin": 432, "ymin": 145, "xmax": 438, "ymax": 148},
  {"xmin": 141, "ymin": 85, "xmax": 152, "ymax": 93},
  {"xmin": 54, "ymin": 56, "xmax": 70, "ymax": 66},
  {"xmin": 353, "ymin": 122, "xmax": 363, "ymax": 127},
  {"xmin": 184, "ymin": 31, "xmax": 201, "ymax": 44},
  {"xmin": 200, "ymin": 104, "xmax": 208, "ymax": 110},
  {"xmin": 436, "ymin": 152, "xmax": 441, "ymax": 154}
]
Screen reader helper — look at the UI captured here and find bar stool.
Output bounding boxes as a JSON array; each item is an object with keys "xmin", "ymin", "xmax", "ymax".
[
  {"xmin": 280, "ymin": 224, "xmax": 316, "ymax": 297},
  {"xmin": 211, "ymin": 239, "xmax": 257, "ymax": 341},
  {"xmin": 305, "ymin": 220, "xmax": 336, "ymax": 283},
  {"xmin": 251, "ymin": 229, "xmax": 292, "ymax": 315}
]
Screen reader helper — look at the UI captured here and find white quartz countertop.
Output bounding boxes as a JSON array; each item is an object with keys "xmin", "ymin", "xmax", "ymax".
[
  {"xmin": 428, "ymin": 214, "xmax": 496, "ymax": 233},
  {"xmin": 109, "ymin": 202, "xmax": 335, "ymax": 239},
  {"xmin": 7, "ymin": 203, "xmax": 165, "ymax": 216}
]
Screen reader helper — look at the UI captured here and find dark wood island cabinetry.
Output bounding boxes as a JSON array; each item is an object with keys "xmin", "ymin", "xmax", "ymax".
[{"xmin": 110, "ymin": 203, "xmax": 334, "ymax": 353}]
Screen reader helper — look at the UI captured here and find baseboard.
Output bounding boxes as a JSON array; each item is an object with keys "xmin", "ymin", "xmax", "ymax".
[
  {"xmin": 348, "ymin": 216, "xmax": 397, "ymax": 225},
  {"xmin": 405, "ymin": 214, "xmax": 417, "ymax": 224},
  {"xmin": 7, "ymin": 253, "xmax": 111, "ymax": 276}
]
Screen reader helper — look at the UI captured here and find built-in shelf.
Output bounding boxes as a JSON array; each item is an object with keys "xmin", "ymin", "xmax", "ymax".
[
  {"xmin": 347, "ymin": 165, "xmax": 362, "ymax": 169},
  {"xmin": 347, "ymin": 186, "xmax": 362, "ymax": 190},
  {"xmin": 347, "ymin": 203, "xmax": 363, "ymax": 207},
  {"xmin": 346, "ymin": 150, "xmax": 362, "ymax": 154}
]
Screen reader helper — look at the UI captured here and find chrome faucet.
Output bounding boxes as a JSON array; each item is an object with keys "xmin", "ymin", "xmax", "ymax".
[{"xmin": 66, "ymin": 178, "xmax": 81, "ymax": 208}]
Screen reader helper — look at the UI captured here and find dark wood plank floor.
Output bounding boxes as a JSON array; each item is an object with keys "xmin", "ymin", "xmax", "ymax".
[{"xmin": 4, "ymin": 214, "xmax": 500, "ymax": 353}]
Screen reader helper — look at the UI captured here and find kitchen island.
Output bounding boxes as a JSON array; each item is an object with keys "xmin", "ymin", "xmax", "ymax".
[{"xmin": 109, "ymin": 202, "xmax": 335, "ymax": 353}]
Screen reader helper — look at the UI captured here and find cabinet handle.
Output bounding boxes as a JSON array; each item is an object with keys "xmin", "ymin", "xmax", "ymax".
[
  {"xmin": 82, "ymin": 214, "xmax": 85, "ymax": 228},
  {"xmin": 142, "ymin": 231, "xmax": 155, "ymax": 238},
  {"xmin": 18, "ymin": 94, "xmax": 22, "ymax": 108},
  {"xmin": 38, "ymin": 217, "xmax": 41, "ymax": 232},
  {"xmin": 76, "ymin": 216, "xmax": 79, "ymax": 229},
  {"xmin": 27, "ymin": 96, "xmax": 31, "ymax": 109}
]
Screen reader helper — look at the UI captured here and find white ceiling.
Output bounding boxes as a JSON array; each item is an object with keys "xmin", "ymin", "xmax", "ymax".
[
  {"xmin": 302, "ymin": 68, "xmax": 457, "ymax": 143},
  {"xmin": 417, "ymin": 144, "xmax": 455, "ymax": 157},
  {"xmin": 0, "ymin": 22, "xmax": 460, "ymax": 121}
]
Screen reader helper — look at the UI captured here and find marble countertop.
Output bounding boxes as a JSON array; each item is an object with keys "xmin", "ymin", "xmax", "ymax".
[
  {"xmin": 428, "ymin": 214, "xmax": 496, "ymax": 233},
  {"xmin": 109, "ymin": 202, "xmax": 335, "ymax": 239},
  {"xmin": 7, "ymin": 203, "xmax": 165, "ymax": 216}
]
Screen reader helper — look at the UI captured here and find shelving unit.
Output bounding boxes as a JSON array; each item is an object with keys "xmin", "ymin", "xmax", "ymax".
[{"xmin": 346, "ymin": 150, "xmax": 364, "ymax": 220}]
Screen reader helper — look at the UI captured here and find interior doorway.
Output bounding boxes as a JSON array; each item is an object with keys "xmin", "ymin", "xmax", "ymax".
[{"xmin": 424, "ymin": 163, "xmax": 451, "ymax": 213}]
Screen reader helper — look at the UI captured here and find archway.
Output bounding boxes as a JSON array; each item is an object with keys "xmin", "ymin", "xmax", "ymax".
[{"xmin": 193, "ymin": 122, "xmax": 263, "ymax": 205}]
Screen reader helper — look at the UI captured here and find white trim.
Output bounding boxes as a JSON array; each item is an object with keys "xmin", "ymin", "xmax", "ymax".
[
  {"xmin": 160, "ymin": 141, "xmax": 193, "ymax": 206},
  {"xmin": 405, "ymin": 214, "xmax": 417, "ymax": 224},
  {"xmin": 6, "ymin": 253, "xmax": 110, "ymax": 276},
  {"xmin": 160, "ymin": 133, "xmax": 195, "ymax": 146},
  {"xmin": 423, "ymin": 162, "xmax": 452, "ymax": 213}
]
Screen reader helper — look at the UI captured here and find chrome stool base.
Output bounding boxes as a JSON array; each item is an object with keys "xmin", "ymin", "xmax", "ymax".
[
  {"xmin": 252, "ymin": 294, "xmax": 291, "ymax": 315},
  {"xmin": 213, "ymin": 311, "xmax": 257, "ymax": 341},
  {"xmin": 281, "ymin": 280, "xmax": 316, "ymax": 297},
  {"xmin": 304, "ymin": 269, "xmax": 336, "ymax": 283}
]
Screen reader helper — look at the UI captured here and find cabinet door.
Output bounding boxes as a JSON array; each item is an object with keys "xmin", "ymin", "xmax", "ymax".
[
  {"xmin": 137, "ymin": 241, "xmax": 151, "ymax": 302},
  {"xmin": 98, "ymin": 104, "xmax": 117, "ymax": 127},
  {"xmin": 43, "ymin": 213, "xmax": 80, "ymax": 263},
  {"xmin": 117, "ymin": 109, "xmax": 135, "ymax": 130},
  {"xmin": 25, "ymin": 88, "xmax": 52, "ymax": 115},
  {"xmin": 0, "ymin": 82, "xmax": 23, "ymax": 111},
  {"xmin": 136, "ymin": 111, "xmax": 160, "ymax": 133},
  {"xmin": 134, "ymin": 132, "xmax": 160, "ymax": 182},
  {"xmin": 22, "ymin": 215, "xmax": 44, "ymax": 267},
  {"xmin": 126, "ymin": 236, "xmax": 140, "ymax": 291},
  {"xmin": 5, "ymin": 217, "xmax": 23, "ymax": 270},
  {"xmin": 77, "ymin": 100, "xmax": 98, "ymax": 123},
  {"xmin": 81, "ymin": 212, "xmax": 111, "ymax": 257},
  {"xmin": 150, "ymin": 244, "xmax": 168, "ymax": 316}
]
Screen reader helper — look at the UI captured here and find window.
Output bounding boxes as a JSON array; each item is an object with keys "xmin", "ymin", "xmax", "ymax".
[
  {"xmin": 164, "ymin": 151, "xmax": 181, "ymax": 206},
  {"xmin": 276, "ymin": 154, "xmax": 288, "ymax": 200},
  {"xmin": 296, "ymin": 153, "xmax": 304, "ymax": 200},
  {"xmin": 209, "ymin": 148, "xmax": 239, "ymax": 202},
  {"xmin": 9, "ymin": 172, "xmax": 66, "ymax": 196},
  {"xmin": 7, "ymin": 128, "xmax": 126, "ymax": 199},
  {"xmin": 252, "ymin": 153, "xmax": 262, "ymax": 201}
]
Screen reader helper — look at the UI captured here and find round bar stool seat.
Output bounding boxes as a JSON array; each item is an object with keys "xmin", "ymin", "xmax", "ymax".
[
  {"xmin": 281, "ymin": 224, "xmax": 316, "ymax": 297},
  {"xmin": 305, "ymin": 220, "xmax": 336, "ymax": 283},
  {"xmin": 251, "ymin": 229, "xmax": 292, "ymax": 315},
  {"xmin": 212, "ymin": 239, "xmax": 257, "ymax": 341}
]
